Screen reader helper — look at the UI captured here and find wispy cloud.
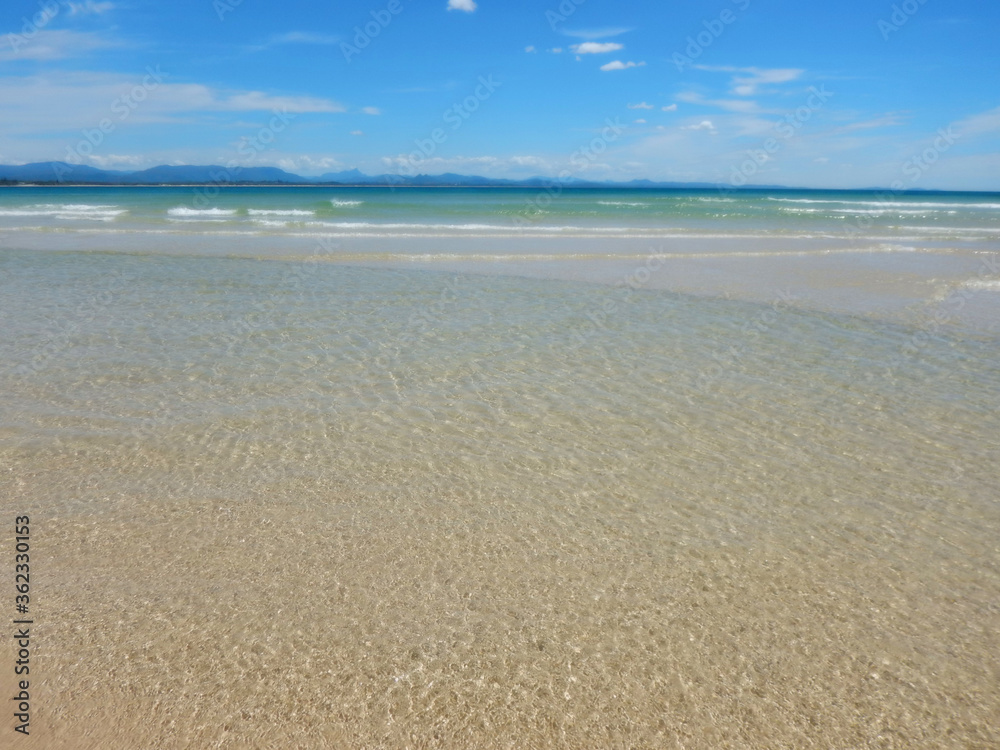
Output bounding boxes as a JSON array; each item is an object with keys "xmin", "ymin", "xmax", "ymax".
[
  {"xmin": 561, "ymin": 27, "xmax": 632, "ymax": 40},
  {"xmin": 221, "ymin": 91, "xmax": 343, "ymax": 112},
  {"xmin": 662, "ymin": 104, "xmax": 677, "ymax": 112},
  {"xmin": 525, "ymin": 45, "xmax": 536, "ymax": 53},
  {"xmin": 67, "ymin": 1, "xmax": 115, "ymax": 15},
  {"xmin": 827, "ymin": 114, "xmax": 902, "ymax": 134},
  {"xmin": 0, "ymin": 29, "xmax": 118, "ymax": 62},
  {"xmin": 447, "ymin": 0, "xmax": 477, "ymax": 12},
  {"xmin": 362, "ymin": 106, "xmax": 381, "ymax": 115},
  {"xmin": 677, "ymin": 91, "xmax": 760, "ymax": 113},
  {"xmin": 628, "ymin": 102, "xmax": 653, "ymax": 109},
  {"xmin": 269, "ymin": 32, "xmax": 340, "ymax": 45},
  {"xmin": 571, "ymin": 42, "xmax": 623, "ymax": 55},
  {"xmin": 694, "ymin": 65, "xmax": 804, "ymax": 96},
  {"xmin": 954, "ymin": 105, "xmax": 1000, "ymax": 138},
  {"xmin": 244, "ymin": 32, "xmax": 340, "ymax": 53},
  {"xmin": 0, "ymin": 72, "xmax": 345, "ymax": 136},
  {"xmin": 600, "ymin": 60, "xmax": 645, "ymax": 72}
]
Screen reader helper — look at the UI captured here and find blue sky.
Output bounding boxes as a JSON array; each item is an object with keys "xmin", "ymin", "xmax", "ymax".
[{"xmin": 2, "ymin": 0, "xmax": 999, "ymax": 189}]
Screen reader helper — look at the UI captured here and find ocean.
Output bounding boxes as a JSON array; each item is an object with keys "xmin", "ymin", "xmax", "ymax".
[{"xmin": 1, "ymin": 185, "xmax": 998, "ymax": 748}]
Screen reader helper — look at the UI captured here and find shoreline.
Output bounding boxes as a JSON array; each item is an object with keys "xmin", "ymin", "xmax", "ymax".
[{"xmin": 2, "ymin": 229, "xmax": 997, "ymax": 333}]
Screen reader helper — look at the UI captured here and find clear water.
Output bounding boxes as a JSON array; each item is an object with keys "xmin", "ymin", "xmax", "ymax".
[{"xmin": 1, "ymin": 187, "xmax": 999, "ymax": 747}]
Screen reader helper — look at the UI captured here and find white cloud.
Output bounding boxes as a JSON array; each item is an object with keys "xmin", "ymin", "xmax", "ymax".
[
  {"xmin": 276, "ymin": 155, "xmax": 343, "ymax": 173},
  {"xmin": 447, "ymin": 0, "xmax": 477, "ymax": 12},
  {"xmin": 525, "ymin": 45, "xmax": 536, "ymax": 53},
  {"xmin": 380, "ymin": 154, "xmax": 566, "ymax": 178},
  {"xmin": 600, "ymin": 60, "xmax": 645, "ymax": 72},
  {"xmin": 627, "ymin": 102, "xmax": 653, "ymax": 110},
  {"xmin": 694, "ymin": 65, "xmax": 804, "ymax": 96},
  {"xmin": 570, "ymin": 42, "xmax": 623, "ymax": 55},
  {"xmin": 634, "ymin": 118, "xmax": 647, "ymax": 124},
  {"xmin": 362, "ymin": 106, "xmax": 381, "ymax": 115},
  {"xmin": 550, "ymin": 47, "xmax": 563, "ymax": 53},
  {"xmin": 351, "ymin": 130, "xmax": 364, "ymax": 136},
  {"xmin": 662, "ymin": 104, "xmax": 677, "ymax": 112},
  {"xmin": 510, "ymin": 155, "xmax": 545, "ymax": 167},
  {"xmin": 86, "ymin": 154, "xmax": 147, "ymax": 168},
  {"xmin": 67, "ymin": 1, "xmax": 115, "ymax": 15},
  {"xmin": 682, "ymin": 120, "xmax": 717, "ymax": 134},
  {"xmin": 0, "ymin": 29, "xmax": 117, "ymax": 61}
]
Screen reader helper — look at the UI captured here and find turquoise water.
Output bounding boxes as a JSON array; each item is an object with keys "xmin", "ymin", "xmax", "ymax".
[
  {"xmin": 1, "ymin": 187, "xmax": 999, "ymax": 746},
  {"xmin": 2, "ymin": 185, "xmax": 1000, "ymax": 237}
]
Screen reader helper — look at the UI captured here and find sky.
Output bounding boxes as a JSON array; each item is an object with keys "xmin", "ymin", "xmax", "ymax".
[{"xmin": 2, "ymin": 0, "xmax": 999, "ymax": 189}]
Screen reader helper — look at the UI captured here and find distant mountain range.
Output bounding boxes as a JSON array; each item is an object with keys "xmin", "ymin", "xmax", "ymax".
[{"xmin": 0, "ymin": 161, "xmax": 772, "ymax": 189}]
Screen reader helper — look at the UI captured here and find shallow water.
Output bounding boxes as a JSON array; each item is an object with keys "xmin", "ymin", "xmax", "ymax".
[
  {"xmin": 1, "ymin": 189, "xmax": 999, "ymax": 747},
  {"xmin": 3, "ymin": 185, "xmax": 999, "ymax": 333}
]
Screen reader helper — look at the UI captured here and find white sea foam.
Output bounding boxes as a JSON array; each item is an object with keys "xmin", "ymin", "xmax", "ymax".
[
  {"xmin": 780, "ymin": 207, "xmax": 956, "ymax": 216},
  {"xmin": 167, "ymin": 207, "xmax": 238, "ymax": 217},
  {"xmin": 961, "ymin": 279, "xmax": 1000, "ymax": 291},
  {"xmin": 894, "ymin": 226, "xmax": 1000, "ymax": 236},
  {"xmin": 597, "ymin": 201, "xmax": 650, "ymax": 207},
  {"xmin": 769, "ymin": 197, "xmax": 1000, "ymax": 210},
  {"xmin": 247, "ymin": 209, "xmax": 315, "ymax": 217},
  {"xmin": 331, "ymin": 200, "xmax": 363, "ymax": 207},
  {"xmin": 302, "ymin": 221, "xmax": 664, "ymax": 234},
  {"xmin": 0, "ymin": 203, "xmax": 127, "ymax": 221}
]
